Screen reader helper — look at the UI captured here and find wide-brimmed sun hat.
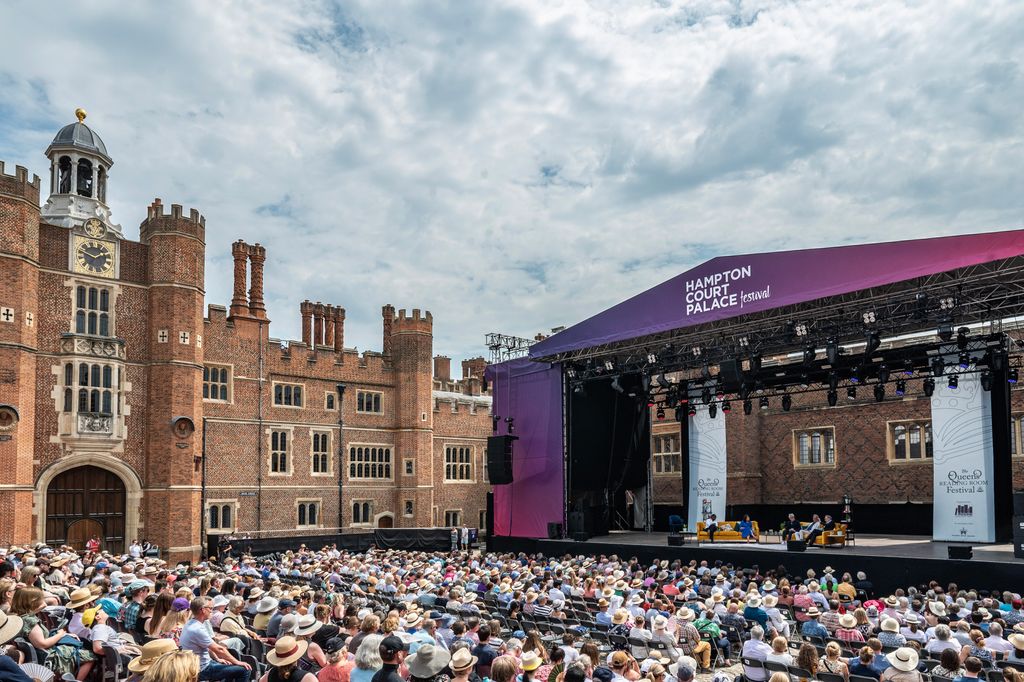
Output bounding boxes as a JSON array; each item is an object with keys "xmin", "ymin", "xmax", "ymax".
[
  {"xmin": 257, "ymin": 596, "xmax": 279, "ymax": 613},
  {"xmin": 267, "ymin": 636, "xmax": 309, "ymax": 667},
  {"xmin": 127, "ymin": 638, "xmax": 179, "ymax": 673},
  {"xmin": 521, "ymin": 651, "xmax": 543, "ymax": 671},
  {"xmin": 839, "ymin": 614, "xmax": 858, "ymax": 629},
  {"xmin": 612, "ymin": 609, "xmax": 629, "ymax": 624},
  {"xmin": 881, "ymin": 618, "xmax": 900, "ymax": 633},
  {"xmin": 0, "ymin": 612, "xmax": 24, "ymax": 647},
  {"xmin": 886, "ymin": 648, "xmax": 919, "ymax": 672},
  {"xmin": 68, "ymin": 587, "xmax": 98, "ymax": 610},
  {"xmin": 450, "ymin": 648, "xmax": 478, "ymax": 673},
  {"xmin": 295, "ymin": 614, "xmax": 322, "ymax": 636},
  {"xmin": 407, "ymin": 644, "xmax": 451, "ymax": 678},
  {"xmin": 928, "ymin": 602, "xmax": 947, "ymax": 617}
]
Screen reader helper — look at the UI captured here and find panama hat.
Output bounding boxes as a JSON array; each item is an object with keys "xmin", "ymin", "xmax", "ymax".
[
  {"xmin": 450, "ymin": 647, "xmax": 478, "ymax": 673},
  {"xmin": 747, "ymin": 596, "xmax": 763, "ymax": 608},
  {"xmin": 928, "ymin": 602, "xmax": 947, "ymax": 617},
  {"xmin": 0, "ymin": 612, "xmax": 24, "ymax": 646},
  {"xmin": 521, "ymin": 651, "xmax": 543, "ymax": 671},
  {"xmin": 257, "ymin": 596, "xmax": 280, "ymax": 613},
  {"xmin": 881, "ymin": 618, "xmax": 900, "ymax": 633},
  {"xmin": 884, "ymin": 596, "xmax": 899, "ymax": 607},
  {"xmin": 676, "ymin": 607, "xmax": 696, "ymax": 621},
  {"xmin": 407, "ymin": 644, "xmax": 451, "ymax": 678},
  {"xmin": 904, "ymin": 612, "xmax": 920, "ymax": 625},
  {"xmin": 295, "ymin": 614, "xmax": 322, "ymax": 636},
  {"xmin": 612, "ymin": 609, "xmax": 629, "ymax": 624},
  {"xmin": 806, "ymin": 607, "xmax": 822, "ymax": 618},
  {"xmin": 1008, "ymin": 633, "xmax": 1024, "ymax": 650},
  {"xmin": 839, "ymin": 614, "xmax": 858, "ymax": 629},
  {"xmin": 764, "ymin": 595, "xmax": 779, "ymax": 608},
  {"xmin": 762, "ymin": 581, "xmax": 777, "ymax": 591},
  {"xmin": 886, "ymin": 648, "xmax": 919, "ymax": 672},
  {"xmin": 68, "ymin": 587, "xmax": 98, "ymax": 610},
  {"xmin": 127, "ymin": 638, "xmax": 179, "ymax": 673},
  {"xmin": 652, "ymin": 615, "xmax": 669, "ymax": 631},
  {"xmin": 268, "ymin": 636, "xmax": 309, "ymax": 667}
]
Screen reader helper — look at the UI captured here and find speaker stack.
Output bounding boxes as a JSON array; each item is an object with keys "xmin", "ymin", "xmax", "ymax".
[
  {"xmin": 947, "ymin": 545, "xmax": 973, "ymax": 560},
  {"xmin": 787, "ymin": 539, "xmax": 807, "ymax": 552},
  {"xmin": 486, "ymin": 435, "xmax": 517, "ymax": 484},
  {"xmin": 1013, "ymin": 491, "xmax": 1024, "ymax": 559}
]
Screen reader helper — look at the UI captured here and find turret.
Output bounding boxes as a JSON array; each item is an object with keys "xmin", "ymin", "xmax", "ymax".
[{"xmin": 390, "ymin": 307, "xmax": 434, "ymax": 526}]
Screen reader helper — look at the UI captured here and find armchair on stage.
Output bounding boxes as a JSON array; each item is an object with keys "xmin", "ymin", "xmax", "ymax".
[
  {"xmin": 791, "ymin": 521, "xmax": 849, "ymax": 547},
  {"xmin": 696, "ymin": 520, "xmax": 759, "ymax": 542}
]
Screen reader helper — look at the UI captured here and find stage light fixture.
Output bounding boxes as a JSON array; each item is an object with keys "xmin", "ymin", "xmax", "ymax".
[
  {"xmin": 865, "ymin": 332, "xmax": 881, "ymax": 357},
  {"xmin": 993, "ymin": 350, "xmax": 1007, "ymax": 372},
  {"xmin": 657, "ymin": 373, "xmax": 671, "ymax": 389},
  {"xmin": 715, "ymin": 386, "xmax": 725, "ymax": 399},
  {"xmin": 573, "ymin": 384, "xmax": 586, "ymax": 397},
  {"xmin": 1010, "ymin": 369, "xmax": 1019, "ymax": 384},
  {"xmin": 803, "ymin": 346, "xmax": 816, "ymax": 365},
  {"xmin": 958, "ymin": 352, "xmax": 971, "ymax": 369},
  {"xmin": 688, "ymin": 405, "xmax": 697, "ymax": 417},
  {"xmin": 740, "ymin": 382, "xmax": 752, "ymax": 400},
  {"xmin": 656, "ymin": 406, "xmax": 666, "ymax": 420},
  {"xmin": 781, "ymin": 395, "xmax": 792, "ymax": 412},
  {"xmin": 939, "ymin": 296, "xmax": 955, "ymax": 310},
  {"xmin": 937, "ymin": 320, "xmax": 954, "ymax": 342},
  {"xmin": 759, "ymin": 396, "xmax": 770, "ymax": 410},
  {"xmin": 981, "ymin": 372, "xmax": 993, "ymax": 392},
  {"xmin": 850, "ymin": 367, "xmax": 861, "ymax": 384},
  {"xmin": 914, "ymin": 292, "xmax": 929, "ymax": 318},
  {"xmin": 604, "ymin": 360, "xmax": 615, "ymax": 372},
  {"xmin": 505, "ymin": 416, "xmax": 515, "ymax": 433},
  {"xmin": 492, "ymin": 415, "xmax": 501, "ymax": 432},
  {"xmin": 708, "ymin": 403, "xmax": 718, "ymax": 419},
  {"xmin": 702, "ymin": 387, "xmax": 712, "ymax": 404},
  {"xmin": 799, "ymin": 373, "xmax": 810, "ymax": 388},
  {"xmin": 827, "ymin": 390, "xmax": 838, "ymax": 407},
  {"xmin": 738, "ymin": 336, "xmax": 749, "ymax": 348},
  {"xmin": 611, "ymin": 376, "xmax": 624, "ymax": 393},
  {"xmin": 847, "ymin": 386, "xmax": 857, "ymax": 400},
  {"xmin": 948, "ymin": 375, "xmax": 958, "ymax": 390},
  {"xmin": 862, "ymin": 311, "xmax": 876, "ymax": 324},
  {"xmin": 873, "ymin": 383, "xmax": 885, "ymax": 402},
  {"xmin": 646, "ymin": 353, "xmax": 657, "ymax": 364},
  {"xmin": 923, "ymin": 378, "xmax": 936, "ymax": 397},
  {"xmin": 828, "ymin": 372, "xmax": 839, "ymax": 391},
  {"xmin": 566, "ymin": 366, "xmax": 577, "ymax": 379},
  {"xmin": 722, "ymin": 400, "xmax": 732, "ymax": 413},
  {"xmin": 826, "ymin": 338, "xmax": 840, "ymax": 365},
  {"xmin": 931, "ymin": 357, "xmax": 945, "ymax": 377},
  {"xmin": 743, "ymin": 399, "xmax": 752, "ymax": 415},
  {"xmin": 692, "ymin": 346, "xmax": 702, "ymax": 357},
  {"xmin": 795, "ymin": 322, "xmax": 808, "ymax": 337},
  {"xmin": 957, "ymin": 327, "xmax": 970, "ymax": 350},
  {"xmin": 895, "ymin": 379, "xmax": 907, "ymax": 396}
]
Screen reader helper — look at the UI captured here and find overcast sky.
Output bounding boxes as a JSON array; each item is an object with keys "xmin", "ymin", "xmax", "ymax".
[{"xmin": 1, "ymin": 1, "xmax": 1022, "ymax": 372}]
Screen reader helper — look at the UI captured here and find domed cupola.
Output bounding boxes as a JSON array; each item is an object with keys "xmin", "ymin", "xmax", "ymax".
[{"xmin": 41, "ymin": 108, "xmax": 122, "ymax": 236}]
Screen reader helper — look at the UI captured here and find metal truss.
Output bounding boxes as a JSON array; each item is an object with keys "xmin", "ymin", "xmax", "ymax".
[{"xmin": 485, "ymin": 332, "xmax": 536, "ymax": 364}]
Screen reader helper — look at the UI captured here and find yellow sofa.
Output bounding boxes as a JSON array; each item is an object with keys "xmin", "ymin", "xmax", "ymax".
[
  {"xmin": 797, "ymin": 522, "xmax": 848, "ymax": 546},
  {"xmin": 696, "ymin": 520, "xmax": 759, "ymax": 542}
]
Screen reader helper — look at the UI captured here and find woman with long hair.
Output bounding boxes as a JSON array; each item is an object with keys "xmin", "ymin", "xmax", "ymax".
[
  {"xmin": 156, "ymin": 598, "xmax": 191, "ymax": 644},
  {"xmin": 11, "ymin": 586, "xmax": 95, "ymax": 680},
  {"xmin": 523, "ymin": 631, "xmax": 549, "ymax": 662},
  {"xmin": 931, "ymin": 648, "xmax": 965, "ymax": 680},
  {"xmin": 142, "ymin": 649, "xmax": 199, "ymax": 682},
  {"xmin": 795, "ymin": 643, "xmax": 819, "ymax": 680},
  {"xmin": 0, "ymin": 578, "xmax": 16, "ymax": 613},
  {"xmin": 820, "ymin": 642, "xmax": 850, "ymax": 682},
  {"xmin": 349, "ymin": 634, "xmax": 383, "ymax": 682}
]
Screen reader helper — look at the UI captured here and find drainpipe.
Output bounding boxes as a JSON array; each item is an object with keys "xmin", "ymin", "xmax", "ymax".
[
  {"xmin": 336, "ymin": 383, "xmax": 346, "ymax": 533},
  {"xmin": 257, "ymin": 328, "xmax": 265, "ymax": 532},
  {"xmin": 201, "ymin": 416, "xmax": 207, "ymax": 558}
]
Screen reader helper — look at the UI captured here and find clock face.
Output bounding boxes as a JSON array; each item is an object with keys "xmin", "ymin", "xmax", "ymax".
[
  {"xmin": 76, "ymin": 240, "xmax": 114, "ymax": 274},
  {"xmin": 84, "ymin": 218, "xmax": 105, "ymax": 238}
]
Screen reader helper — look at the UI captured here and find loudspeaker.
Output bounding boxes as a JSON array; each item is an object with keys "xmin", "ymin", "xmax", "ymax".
[
  {"xmin": 547, "ymin": 522, "xmax": 563, "ymax": 539},
  {"xmin": 1014, "ymin": 491, "xmax": 1024, "ymax": 516},
  {"xmin": 718, "ymin": 359, "xmax": 743, "ymax": 390},
  {"xmin": 486, "ymin": 435, "xmax": 517, "ymax": 484},
  {"xmin": 572, "ymin": 531, "xmax": 590, "ymax": 542},
  {"xmin": 787, "ymin": 539, "xmax": 807, "ymax": 552},
  {"xmin": 947, "ymin": 545, "xmax": 973, "ymax": 560},
  {"xmin": 668, "ymin": 534, "xmax": 684, "ymax": 546}
]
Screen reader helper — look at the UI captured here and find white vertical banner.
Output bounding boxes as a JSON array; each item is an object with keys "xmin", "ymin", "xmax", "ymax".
[
  {"xmin": 688, "ymin": 406, "xmax": 727, "ymax": 529},
  {"xmin": 931, "ymin": 368, "xmax": 995, "ymax": 542}
]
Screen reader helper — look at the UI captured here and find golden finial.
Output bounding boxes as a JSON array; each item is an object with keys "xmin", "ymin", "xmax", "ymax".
[{"xmin": 75, "ymin": 108, "xmax": 87, "ymax": 123}]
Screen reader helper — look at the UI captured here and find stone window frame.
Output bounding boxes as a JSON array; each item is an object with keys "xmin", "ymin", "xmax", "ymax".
[
  {"xmin": 791, "ymin": 426, "xmax": 837, "ymax": 468},
  {"xmin": 886, "ymin": 419, "xmax": 934, "ymax": 465},
  {"xmin": 268, "ymin": 426, "xmax": 294, "ymax": 476},
  {"xmin": 325, "ymin": 392, "xmax": 336, "ymax": 410},
  {"xmin": 272, "ymin": 381, "xmax": 305, "ymax": 408},
  {"xmin": 203, "ymin": 363, "xmax": 233, "ymax": 403},
  {"xmin": 403, "ymin": 499, "xmax": 414, "ymax": 517},
  {"xmin": 652, "ymin": 432, "xmax": 682, "ymax": 475},
  {"xmin": 347, "ymin": 443, "xmax": 393, "ymax": 481},
  {"xmin": 69, "ymin": 280, "xmax": 117, "ymax": 338},
  {"xmin": 444, "ymin": 509, "xmax": 462, "ymax": 527},
  {"xmin": 310, "ymin": 428, "xmax": 333, "ymax": 476},
  {"xmin": 403, "ymin": 458, "xmax": 415, "ymax": 476},
  {"xmin": 206, "ymin": 499, "xmax": 238, "ymax": 535},
  {"xmin": 351, "ymin": 499, "xmax": 374, "ymax": 526},
  {"xmin": 296, "ymin": 499, "xmax": 321, "ymax": 529},
  {"xmin": 1011, "ymin": 413, "xmax": 1024, "ymax": 459},
  {"xmin": 443, "ymin": 443, "xmax": 475, "ymax": 483},
  {"xmin": 356, "ymin": 390, "xmax": 383, "ymax": 414}
]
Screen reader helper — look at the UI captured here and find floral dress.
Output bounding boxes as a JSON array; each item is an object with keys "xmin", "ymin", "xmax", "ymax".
[{"xmin": 20, "ymin": 613, "xmax": 95, "ymax": 676}]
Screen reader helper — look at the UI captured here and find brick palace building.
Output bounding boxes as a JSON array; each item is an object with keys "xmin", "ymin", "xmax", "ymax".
[{"xmin": 0, "ymin": 112, "xmax": 492, "ymax": 561}]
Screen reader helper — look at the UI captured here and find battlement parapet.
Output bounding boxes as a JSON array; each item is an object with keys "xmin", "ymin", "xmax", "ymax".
[{"xmin": 0, "ymin": 160, "xmax": 42, "ymax": 203}]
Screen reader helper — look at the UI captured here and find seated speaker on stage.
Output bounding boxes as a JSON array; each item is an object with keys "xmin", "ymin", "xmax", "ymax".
[
  {"xmin": 803, "ymin": 514, "xmax": 823, "ymax": 544},
  {"xmin": 737, "ymin": 514, "xmax": 756, "ymax": 543},
  {"xmin": 782, "ymin": 513, "xmax": 803, "ymax": 541},
  {"xmin": 705, "ymin": 514, "xmax": 719, "ymax": 542}
]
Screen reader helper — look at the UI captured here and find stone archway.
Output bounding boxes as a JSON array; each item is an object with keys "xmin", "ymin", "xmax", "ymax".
[
  {"xmin": 375, "ymin": 512, "xmax": 394, "ymax": 528},
  {"xmin": 35, "ymin": 454, "xmax": 142, "ymax": 552}
]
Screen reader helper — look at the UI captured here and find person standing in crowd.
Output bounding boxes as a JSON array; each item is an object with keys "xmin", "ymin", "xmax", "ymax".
[{"xmin": 178, "ymin": 597, "xmax": 252, "ymax": 682}]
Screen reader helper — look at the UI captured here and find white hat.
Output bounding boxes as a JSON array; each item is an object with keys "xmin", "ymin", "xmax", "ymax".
[
  {"xmin": 881, "ymin": 618, "xmax": 900, "ymax": 633},
  {"xmin": 886, "ymin": 648, "xmax": 919, "ymax": 672}
]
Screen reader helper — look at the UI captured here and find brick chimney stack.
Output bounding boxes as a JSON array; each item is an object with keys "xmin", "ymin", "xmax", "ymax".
[
  {"xmin": 382, "ymin": 304, "xmax": 395, "ymax": 356},
  {"xmin": 324, "ymin": 304, "xmax": 335, "ymax": 347},
  {"xmin": 313, "ymin": 302, "xmax": 325, "ymax": 347},
  {"xmin": 230, "ymin": 240, "xmax": 249, "ymax": 317},
  {"xmin": 434, "ymin": 355, "xmax": 451, "ymax": 381},
  {"xmin": 300, "ymin": 300, "xmax": 313, "ymax": 346},
  {"xmin": 247, "ymin": 243, "xmax": 267, "ymax": 319},
  {"xmin": 333, "ymin": 306, "xmax": 345, "ymax": 354}
]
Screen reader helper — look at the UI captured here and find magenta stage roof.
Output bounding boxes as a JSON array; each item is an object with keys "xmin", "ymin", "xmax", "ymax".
[{"xmin": 530, "ymin": 229, "xmax": 1024, "ymax": 360}]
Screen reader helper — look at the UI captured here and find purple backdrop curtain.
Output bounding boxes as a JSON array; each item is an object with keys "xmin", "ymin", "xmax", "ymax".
[{"xmin": 486, "ymin": 358, "xmax": 564, "ymax": 537}]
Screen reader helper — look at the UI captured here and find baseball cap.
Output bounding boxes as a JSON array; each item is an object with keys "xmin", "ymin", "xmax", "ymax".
[
  {"xmin": 279, "ymin": 599, "xmax": 297, "ymax": 607},
  {"xmin": 379, "ymin": 635, "xmax": 407, "ymax": 657},
  {"xmin": 593, "ymin": 667, "xmax": 614, "ymax": 682},
  {"xmin": 323, "ymin": 636, "xmax": 349, "ymax": 654},
  {"xmin": 611, "ymin": 651, "xmax": 630, "ymax": 668}
]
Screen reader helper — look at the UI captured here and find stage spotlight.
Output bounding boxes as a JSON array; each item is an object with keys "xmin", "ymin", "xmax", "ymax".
[
  {"xmin": 715, "ymin": 386, "xmax": 725, "ymax": 399},
  {"xmin": 573, "ymin": 384, "xmax": 586, "ymax": 397},
  {"xmin": 679, "ymin": 381, "xmax": 690, "ymax": 403},
  {"xmin": 692, "ymin": 346, "xmax": 702, "ymax": 357},
  {"xmin": 895, "ymin": 380, "xmax": 907, "ymax": 396},
  {"xmin": 850, "ymin": 367, "xmax": 861, "ymax": 384},
  {"xmin": 878, "ymin": 365, "xmax": 890, "ymax": 384},
  {"xmin": 708, "ymin": 403, "xmax": 718, "ymax": 419},
  {"xmin": 931, "ymin": 357, "xmax": 945, "ymax": 377},
  {"xmin": 914, "ymin": 292, "xmax": 929, "ymax": 319},
  {"xmin": 958, "ymin": 352, "xmax": 971, "ymax": 369},
  {"xmin": 688, "ymin": 404, "xmax": 697, "ymax": 417},
  {"xmin": 722, "ymin": 400, "xmax": 732, "ymax": 414},
  {"xmin": 505, "ymin": 416, "xmax": 515, "ymax": 433},
  {"xmin": 865, "ymin": 331, "xmax": 881, "ymax": 357},
  {"xmin": 803, "ymin": 346, "xmax": 816, "ymax": 365},
  {"xmin": 826, "ymin": 338, "xmax": 840, "ymax": 365},
  {"xmin": 795, "ymin": 322, "xmax": 809, "ymax": 337},
  {"xmin": 1010, "ymin": 369, "xmax": 1019, "ymax": 384},
  {"xmin": 873, "ymin": 383, "xmax": 886, "ymax": 402},
  {"xmin": 847, "ymin": 386, "xmax": 857, "ymax": 400},
  {"xmin": 611, "ymin": 376, "xmax": 624, "ymax": 393},
  {"xmin": 827, "ymin": 390, "xmax": 838, "ymax": 407},
  {"xmin": 702, "ymin": 387, "xmax": 712, "ymax": 404},
  {"xmin": 937, "ymin": 320, "xmax": 954, "ymax": 342},
  {"xmin": 647, "ymin": 352, "xmax": 657, "ymax": 364},
  {"xmin": 957, "ymin": 327, "xmax": 970, "ymax": 350},
  {"xmin": 604, "ymin": 360, "xmax": 615, "ymax": 372},
  {"xmin": 981, "ymin": 372, "xmax": 993, "ymax": 392},
  {"xmin": 862, "ymin": 311, "xmax": 876, "ymax": 325},
  {"xmin": 828, "ymin": 372, "xmax": 839, "ymax": 391},
  {"xmin": 743, "ymin": 399, "xmax": 753, "ymax": 415},
  {"xmin": 781, "ymin": 395, "xmax": 792, "ymax": 412},
  {"xmin": 738, "ymin": 336, "xmax": 749, "ymax": 348},
  {"xmin": 657, "ymin": 373, "xmax": 671, "ymax": 389},
  {"xmin": 656, "ymin": 406, "xmax": 666, "ymax": 420},
  {"xmin": 759, "ymin": 396, "xmax": 770, "ymax": 410},
  {"xmin": 923, "ymin": 378, "xmax": 935, "ymax": 397},
  {"xmin": 492, "ymin": 415, "xmax": 501, "ymax": 432},
  {"xmin": 939, "ymin": 295, "xmax": 955, "ymax": 310},
  {"xmin": 948, "ymin": 375, "xmax": 959, "ymax": 390}
]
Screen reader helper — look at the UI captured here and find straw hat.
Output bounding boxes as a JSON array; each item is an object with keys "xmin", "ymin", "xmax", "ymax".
[
  {"xmin": 978, "ymin": 607, "xmax": 993, "ymax": 621},
  {"xmin": 1008, "ymin": 633, "xmax": 1024, "ymax": 650},
  {"xmin": 676, "ymin": 607, "xmax": 696, "ymax": 621},
  {"xmin": 886, "ymin": 648, "xmax": 919, "ymax": 672},
  {"xmin": 884, "ymin": 596, "xmax": 899, "ymax": 607},
  {"xmin": 612, "ymin": 609, "xmax": 629, "ymax": 624},
  {"xmin": 904, "ymin": 613, "xmax": 920, "ymax": 625},
  {"xmin": 601, "ymin": 587, "xmax": 615, "ymax": 598},
  {"xmin": 928, "ymin": 602, "xmax": 947, "ymax": 617},
  {"xmin": 127, "ymin": 638, "xmax": 179, "ymax": 673},
  {"xmin": 521, "ymin": 651, "xmax": 543, "ymax": 671},
  {"xmin": 407, "ymin": 644, "xmax": 451, "ymax": 678},
  {"xmin": 653, "ymin": 615, "xmax": 669, "ymax": 631},
  {"xmin": 839, "ymin": 614, "xmax": 858, "ymax": 629},
  {"xmin": 68, "ymin": 587, "xmax": 98, "ymax": 610},
  {"xmin": 747, "ymin": 596, "xmax": 763, "ymax": 608},
  {"xmin": 806, "ymin": 607, "xmax": 821, "ymax": 618},
  {"xmin": 257, "ymin": 597, "xmax": 279, "ymax": 613},
  {"xmin": 268, "ymin": 636, "xmax": 309, "ymax": 667},
  {"xmin": 764, "ymin": 595, "xmax": 779, "ymax": 608},
  {"xmin": 295, "ymin": 614, "xmax": 322, "ymax": 636},
  {"xmin": 881, "ymin": 618, "xmax": 900, "ymax": 633},
  {"xmin": 0, "ymin": 612, "xmax": 24, "ymax": 647},
  {"xmin": 450, "ymin": 648, "xmax": 478, "ymax": 673},
  {"xmin": 762, "ymin": 581, "xmax": 777, "ymax": 592}
]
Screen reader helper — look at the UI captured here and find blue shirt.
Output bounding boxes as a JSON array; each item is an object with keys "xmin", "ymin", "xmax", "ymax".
[
  {"xmin": 801, "ymin": 619, "xmax": 829, "ymax": 639},
  {"xmin": 178, "ymin": 618, "xmax": 214, "ymax": 670}
]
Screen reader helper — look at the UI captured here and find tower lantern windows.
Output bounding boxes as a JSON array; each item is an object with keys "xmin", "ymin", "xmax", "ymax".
[
  {"xmin": 76, "ymin": 158, "xmax": 93, "ymax": 197},
  {"xmin": 58, "ymin": 156, "xmax": 72, "ymax": 194},
  {"xmin": 97, "ymin": 166, "xmax": 107, "ymax": 202}
]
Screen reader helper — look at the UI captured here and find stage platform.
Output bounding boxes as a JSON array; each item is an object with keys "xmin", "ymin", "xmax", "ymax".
[{"xmin": 488, "ymin": 531, "xmax": 1021, "ymax": 594}]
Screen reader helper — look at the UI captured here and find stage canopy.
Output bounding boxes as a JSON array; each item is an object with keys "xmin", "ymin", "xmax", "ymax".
[{"xmin": 530, "ymin": 229, "xmax": 1024, "ymax": 363}]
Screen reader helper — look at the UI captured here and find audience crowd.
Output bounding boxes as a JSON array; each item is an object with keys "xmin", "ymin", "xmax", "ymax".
[{"xmin": 1, "ymin": 542, "xmax": 1023, "ymax": 682}]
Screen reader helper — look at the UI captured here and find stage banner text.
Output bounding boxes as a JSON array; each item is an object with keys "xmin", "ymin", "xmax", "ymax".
[{"xmin": 687, "ymin": 406, "xmax": 727, "ymax": 529}]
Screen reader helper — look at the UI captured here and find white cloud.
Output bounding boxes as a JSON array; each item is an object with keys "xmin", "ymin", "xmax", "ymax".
[{"xmin": 1, "ymin": 0, "xmax": 1021, "ymax": 370}]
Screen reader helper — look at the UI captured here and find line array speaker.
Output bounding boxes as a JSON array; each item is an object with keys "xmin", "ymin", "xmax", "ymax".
[{"xmin": 486, "ymin": 435, "xmax": 517, "ymax": 485}]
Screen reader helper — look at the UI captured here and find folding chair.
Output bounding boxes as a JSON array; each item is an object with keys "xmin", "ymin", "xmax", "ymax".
[
  {"xmin": 818, "ymin": 672, "xmax": 845, "ymax": 682},
  {"xmin": 763, "ymin": 661, "xmax": 790, "ymax": 675},
  {"xmin": 627, "ymin": 636, "xmax": 649, "ymax": 660},
  {"xmin": 101, "ymin": 643, "xmax": 121, "ymax": 682}
]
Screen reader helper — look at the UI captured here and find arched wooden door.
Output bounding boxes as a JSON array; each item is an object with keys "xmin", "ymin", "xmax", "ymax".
[
  {"xmin": 377, "ymin": 514, "xmax": 394, "ymax": 528},
  {"xmin": 46, "ymin": 466, "xmax": 126, "ymax": 552}
]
